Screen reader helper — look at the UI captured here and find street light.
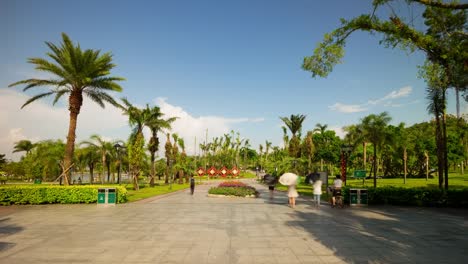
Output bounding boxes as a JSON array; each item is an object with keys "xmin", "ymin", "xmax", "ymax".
[
  {"xmin": 340, "ymin": 143, "xmax": 352, "ymax": 185},
  {"xmin": 114, "ymin": 143, "xmax": 124, "ymax": 184}
]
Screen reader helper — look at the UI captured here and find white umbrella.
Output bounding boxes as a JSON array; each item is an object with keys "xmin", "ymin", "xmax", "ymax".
[{"xmin": 279, "ymin": 172, "xmax": 299, "ymax": 186}]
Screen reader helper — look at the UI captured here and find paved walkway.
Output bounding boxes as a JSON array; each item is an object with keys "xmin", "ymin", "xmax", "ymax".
[{"xmin": 0, "ymin": 180, "xmax": 467, "ymax": 264}]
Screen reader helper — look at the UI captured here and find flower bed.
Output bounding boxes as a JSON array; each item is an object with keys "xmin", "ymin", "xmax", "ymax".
[
  {"xmin": 208, "ymin": 181, "xmax": 258, "ymax": 197},
  {"xmin": 218, "ymin": 181, "xmax": 247, "ymax": 188}
]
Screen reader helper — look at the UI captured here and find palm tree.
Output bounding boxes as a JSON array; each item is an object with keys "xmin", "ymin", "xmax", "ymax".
[
  {"xmin": 13, "ymin": 140, "xmax": 35, "ymax": 156},
  {"xmin": 280, "ymin": 114, "xmax": 306, "ymax": 158},
  {"xmin": 281, "ymin": 126, "xmax": 289, "ymax": 151},
  {"xmin": 9, "ymin": 33, "xmax": 124, "ymax": 185},
  {"xmin": 145, "ymin": 105, "xmax": 176, "ymax": 186},
  {"xmin": 81, "ymin": 135, "xmax": 114, "ymax": 184},
  {"xmin": 313, "ymin": 123, "xmax": 328, "ymax": 135},
  {"xmin": 426, "ymin": 86, "xmax": 445, "ymax": 189},
  {"xmin": 360, "ymin": 112, "xmax": 392, "ymax": 188},
  {"xmin": 314, "ymin": 123, "xmax": 328, "ymax": 170},
  {"xmin": 120, "ymin": 98, "xmax": 148, "ymax": 190}
]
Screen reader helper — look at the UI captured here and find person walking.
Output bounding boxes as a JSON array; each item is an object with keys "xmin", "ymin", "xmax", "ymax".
[
  {"xmin": 288, "ymin": 184, "xmax": 299, "ymax": 208},
  {"xmin": 312, "ymin": 178, "xmax": 323, "ymax": 208},
  {"xmin": 190, "ymin": 176, "xmax": 195, "ymax": 195}
]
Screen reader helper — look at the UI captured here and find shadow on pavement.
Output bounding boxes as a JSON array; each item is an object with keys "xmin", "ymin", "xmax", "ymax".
[
  {"xmin": 287, "ymin": 205, "xmax": 468, "ymax": 263},
  {"xmin": 0, "ymin": 217, "xmax": 23, "ymax": 252}
]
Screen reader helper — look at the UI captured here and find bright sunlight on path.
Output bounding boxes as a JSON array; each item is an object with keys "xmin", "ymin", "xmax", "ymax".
[{"xmin": 0, "ymin": 179, "xmax": 467, "ymax": 264}]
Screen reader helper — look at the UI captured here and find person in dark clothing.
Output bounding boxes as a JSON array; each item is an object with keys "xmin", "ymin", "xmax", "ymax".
[{"xmin": 190, "ymin": 176, "xmax": 195, "ymax": 195}]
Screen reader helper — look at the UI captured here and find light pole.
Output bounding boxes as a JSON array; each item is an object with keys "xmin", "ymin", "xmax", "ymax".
[
  {"xmin": 340, "ymin": 144, "xmax": 352, "ymax": 185},
  {"xmin": 114, "ymin": 143, "xmax": 123, "ymax": 184}
]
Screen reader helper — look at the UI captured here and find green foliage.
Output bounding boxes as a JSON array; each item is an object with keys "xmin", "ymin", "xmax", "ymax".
[
  {"xmin": 342, "ymin": 186, "xmax": 468, "ymax": 207},
  {"xmin": 208, "ymin": 186, "xmax": 258, "ymax": 197},
  {"xmin": 0, "ymin": 185, "xmax": 127, "ymax": 205}
]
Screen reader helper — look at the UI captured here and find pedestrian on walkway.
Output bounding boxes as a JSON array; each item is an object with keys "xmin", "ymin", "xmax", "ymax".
[
  {"xmin": 288, "ymin": 184, "xmax": 299, "ymax": 208},
  {"xmin": 312, "ymin": 178, "xmax": 322, "ymax": 208},
  {"xmin": 190, "ymin": 176, "xmax": 195, "ymax": 195}
]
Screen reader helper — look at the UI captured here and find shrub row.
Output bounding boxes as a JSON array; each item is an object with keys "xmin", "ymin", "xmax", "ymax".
[
  {"xmin": 0, "ymin": 185, "xmax": 128, "ymax": 205},
  {"xmin": 342, "ymin": 186, "xmax": 468, "ymax": 207},
  {"xmin": 208, "ymin": 186, "xmax": 258, "ymax": 197}
]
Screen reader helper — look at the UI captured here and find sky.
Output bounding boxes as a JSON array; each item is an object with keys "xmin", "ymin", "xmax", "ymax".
[{"xmin": 1, "ymin": 0, "xmax": 466, "ymax": 161}]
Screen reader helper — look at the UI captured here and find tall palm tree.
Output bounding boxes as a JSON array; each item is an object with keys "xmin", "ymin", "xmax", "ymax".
[
  {"xmin": 9, "ymin": 33, "xmax": 124, "ymax": 185},
  {"xmin": 314, "ymin": 123, "xmax": 328, "ymax": 170},
  {"xmin": 120, "ymin": 98, "xmax": 148, "ymax": 190},
  {"xmin": 281, "ymin": 126, "xmax": 289, "ymax": 151},
  {"xmin": 360, "ymin": 112, "xmax": 392, "ymax": 188},
  {"xmin": 145, "ymin": 105, "xmax": 176, "ymax": 186},
  {"xmin": 13, "ymin": 140, "xmax": 35, "ymax": 156},
  {"xmin": 265, "ymin": 141, "xmax": 272, "ymax": 162},
  {"xmin": 280, "ymin": 114, "xmax": 306, "ymax": 158},
  {"xmin": 426, "ymin": 86, "xmax": 445, "ymax": 189}
]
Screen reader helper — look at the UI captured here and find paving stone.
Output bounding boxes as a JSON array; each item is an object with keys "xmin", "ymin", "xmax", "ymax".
[{"xmin": 0, "ymin": 179, "xmax": 467, "ymax": 264}]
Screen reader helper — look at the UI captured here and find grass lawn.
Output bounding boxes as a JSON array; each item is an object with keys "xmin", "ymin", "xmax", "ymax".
[{"xmin": 126, "ymin": 183, "xmax": 190, "ymax": 202}]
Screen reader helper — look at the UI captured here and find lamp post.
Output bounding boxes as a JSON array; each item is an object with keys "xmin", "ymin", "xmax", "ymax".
[
  {"xmin": 114, "ymin": 143, "xmax": 123, "ymax": 184},
  {"xmin": 340, "ymin": 144, "xmax": 352, "ymax": 185}
]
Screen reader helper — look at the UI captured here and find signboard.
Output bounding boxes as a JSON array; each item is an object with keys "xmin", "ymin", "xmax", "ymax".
[
  {"xmin": 197, "ymin": 168, "xmax": 205, "ymax": 176},
  {"xmin": 220, "ymin": 166, "xmax": 228, "ymax": 177},
  {"xmin": 353, "ymin": 170, "xmax": 366, "ymax": 178},
  {"xmin": 231, "ymin": 167, "xmax": 239, "ymax": 176},
  {"xmin": 208, "ymin": 166, "xmax": 218, "ymax": 177}
]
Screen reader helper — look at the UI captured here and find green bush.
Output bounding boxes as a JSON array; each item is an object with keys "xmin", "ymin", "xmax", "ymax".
[
  {"xmin": 342, "ymin": 186, "xmax": 468, "ymax": 207},
  {"xmin": 208, "ymin": 186, "xmax": 258, "ymax": 197},
  {"xmin": 0, "ymin": 185, "xmax": 127, "ymax": 205}
]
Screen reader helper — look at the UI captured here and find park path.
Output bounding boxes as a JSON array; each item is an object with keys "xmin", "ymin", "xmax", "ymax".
[{"xmin": 0, "ymin": 179, "xmax": 467, "ymax": 264}]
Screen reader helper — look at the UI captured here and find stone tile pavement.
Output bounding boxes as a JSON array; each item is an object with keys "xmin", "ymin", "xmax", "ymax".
[{"xmin": 0, "ymin": 179, "xmax": 467, "ymax": 263}]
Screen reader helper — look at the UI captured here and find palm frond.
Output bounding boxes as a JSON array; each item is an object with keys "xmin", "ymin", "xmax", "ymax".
[
  {"xmin": 21, "ymin": 92, "xmax": 55, "ymax": 109},
  {"xmin": 52, "ymin": 89, "xmax": 70, "ymax": 105}
]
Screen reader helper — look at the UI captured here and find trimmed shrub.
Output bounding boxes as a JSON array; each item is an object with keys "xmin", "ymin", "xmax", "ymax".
[
  {"xmin": 208, "ymin": 186, "xmax": 258, "ymax": 197},
  {"xmin": 0, "ymin": 185, "xmax": 127, "ymax": 205},
  {"xmin": 342, "ymin": 186, "xmax": 468, "ymax": 207},
  {"xmin": 218, "ymin": 181, "xmax": 247, "ymax": 188}
]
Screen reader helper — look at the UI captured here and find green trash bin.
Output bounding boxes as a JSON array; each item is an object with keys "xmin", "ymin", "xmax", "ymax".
[
  {"xmin": 34, "ymin": 178, "xmax": 42, "ymax": 184},
  {"xmin": 107, "ymin": 188, "xmax": 117, "ymax": 204},
  {"xmin": 350, "ymin": 189, "xmax": 358, "ymax": 205},
  {"xmin": 98, "ymin": 188, "xmax": 106, "ymax": 204},
  {"xmin": 360, "ymin": 189, "xmax": 368, "ymax": 205}
]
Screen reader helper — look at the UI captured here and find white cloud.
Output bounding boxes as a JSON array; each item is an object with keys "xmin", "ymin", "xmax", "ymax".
[
  {"xmin": 155, "ymin": 97, "xmax": 264, "ymax": 155},
  {"xmin": 0, "ymin": 89, "xmax": 127, "ymax": 160},
  {"xmin": 330, "ymin": 86, "xmax": 413, "ymax": 113},
  {"xmin": 329, "ymin": 103, "xmax": 367, "ymax": 113},
  {"xmin": 328, "ymin": 126, "xmax": 347, "ymax": 139},
  {"xmin": 368, "ymin": 86, "xmax": 412, "ymax": 105}
]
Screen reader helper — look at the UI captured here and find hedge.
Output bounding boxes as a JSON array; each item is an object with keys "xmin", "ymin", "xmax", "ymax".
[
  {"xmin": 342, "ymin": 186, "xmax": 468, "ymax": 207},
  {"xmin": 0, "ymin": 185, "xmax": 127, "ymax": 205}
]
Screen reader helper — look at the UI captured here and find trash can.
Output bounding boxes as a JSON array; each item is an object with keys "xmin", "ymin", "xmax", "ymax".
[
  {"xmin": 350, "ymin": 188, "xmax": 368, "ymax": 206},
  {"xmin": 97, "ymin": 188, "xmax": 117, "ymax": 205},
  {"xmin": 34, "ymin": 178, "xmax": 42, "ymax": 184}
]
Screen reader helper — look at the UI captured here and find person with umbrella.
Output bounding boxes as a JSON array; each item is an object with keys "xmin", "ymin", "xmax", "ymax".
[
  {"xmin": 279, "ymin": 172, "xmax": 299, "ymax": 208},
  {"xmin": 264, "ymin": 174, "xmax": 277, "ymax": 199}
]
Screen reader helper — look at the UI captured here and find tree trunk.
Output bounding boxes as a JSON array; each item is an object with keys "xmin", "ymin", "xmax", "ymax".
[
  {"xmin": 320, "ymin": 159, "xmax": 323, "ymax": 171},
  {"xmin": 403, "ymin": 147, "xmax": 407, "ymax": 184},
  {"xmin": 101, "ymin": 155, "xmax": 105, "ymax": 184},
  {"xmin": 442, "ymin": 107, "xmax": 448, "ymax": 190},
  {"xmin": 117, "ymin": 163, "xmax": 121, "ymax": 184},
  {"xmin": 435, "ymin": 112, "xmax": 444, "ymax": 189},
  {"xmin": 455, "ymin": 87, "xmax": 460, "ymax": 119},
  {"xmin": 373, "ymin": 144, "xmax": 377, "ymax": 188},
  {"xmin": 425, "ymin": 151, "xmax": 429, "ymax": 181},
  {"xmin": 363, "ymin": 142, "xmax": 367, "ymax": 171},
  {"xmin": 106, "ymin": 162, "xmax": 111, "ymax": 182},
  {"xmin": 150, "ymin": 151, "xmax": 155, "ymax": 187},
  {"xmin": 89, "ymin": 163, "xmax": 94, "ymax": 184},
  {"xmin": 63, "ymin": 91, "xmax": 83, "ymax": 185}
]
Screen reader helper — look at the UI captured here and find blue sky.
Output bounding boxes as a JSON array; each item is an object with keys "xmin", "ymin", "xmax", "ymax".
[{"xmin": 0, "ymin": 0, "xmax": 465, "ymax": 160}]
